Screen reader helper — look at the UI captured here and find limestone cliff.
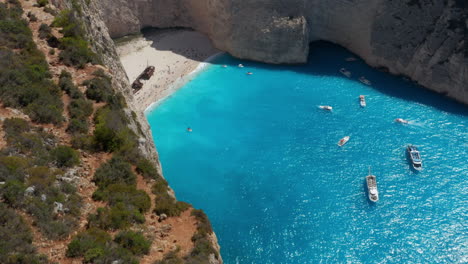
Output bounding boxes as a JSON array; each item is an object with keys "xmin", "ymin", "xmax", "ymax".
[{"xmin": 95, "ymin": 0, "xmax": 467, "ymax": 103}]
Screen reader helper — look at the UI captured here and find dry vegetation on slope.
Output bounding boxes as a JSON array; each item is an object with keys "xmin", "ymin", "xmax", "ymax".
[{"xmin": 0, "ymin": 0, "xmax": 220, "ymax": 263}]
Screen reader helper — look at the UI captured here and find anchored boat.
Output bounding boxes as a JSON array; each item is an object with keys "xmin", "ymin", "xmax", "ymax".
[
  {"xmin": 359, "ymin": 95, "xmax": 366, "ymax": 107},
  {"xmin": 407, "ymin": 145, "xmax": 423, "ymax": 170},
  {"xmin": 337, "ymin": 136, "xmax": 350, "ymax": 146},
  {"xmin": 339, "ymin": 68, "xmax": 351, "ymax": 77},
  {"xmin": 395, "ymin": 118, "xmax": 409, "ymax": 124},
  {"xmin": 319, "ymin": 105, "xmax": 333, "ymax": 111},
  {"xmin": 345, "ymin": 57, "xmax": 357, "ymax": 62},
  {"xmin": 359, "ymin": 76, "xmax": 371, "ymax": 85},
  {"xmin": 366, "ymin": 167, "xmax": 379, "ymax": 202}
]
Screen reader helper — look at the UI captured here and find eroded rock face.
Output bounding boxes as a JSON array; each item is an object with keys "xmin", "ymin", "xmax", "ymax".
[{"xmin": 95, "ymin": 0, "xmax": 467, "ymax": 103}]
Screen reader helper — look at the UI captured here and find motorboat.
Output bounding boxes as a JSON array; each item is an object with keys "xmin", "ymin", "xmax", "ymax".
[
  {"xmin": 246, "ymin": 72, "xmax": 253, "ymax": 75},
  {"xmin": 319, "ymin": 105, "xmax": 333, "ymax": 111},
  {"xmin": 340, "ymin": 68, "xmax": 351, "ymax": 77},
  {"xmin": 222, "ymin": 65, "xmax": 227, "ymax": 68},
  {"xmin": 238, "ymin": 64, "xmax": 244, "ymax": 68},
  {"xmin": 366, "ymin": 167, "xmax": 379, "ymax": 202},
  {"xmin": 395, "ymin": 118, "xmax": 409, "ymax": 124},
  {"xmin": 337, "ymin": 136, "xmax": 350, "ymax": 146},
  {"xmin": 407, "ymin": 145, "xmax": 423, "ymax": 170},
  {"xmin": 345, "ymin": 57, "xmax": 357, "ymax": 62},
  {"xmin": 359, "ymin": 76, "xmax": 371, "ymax": 85},
  {"xmin": 359, "ymin": 95, "xmax": 366, "ymax": 107}
]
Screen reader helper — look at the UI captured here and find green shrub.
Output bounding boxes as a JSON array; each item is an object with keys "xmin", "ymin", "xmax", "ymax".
[
  {"xmin": 154, "ymin": 249, "xmax": 184, "ymax": 264},
  {"xmin": 1, "ymin": 180, "xmax": 26, "ymax": 207},
  {"xmin": 88, "ymin": 203, "xmax": 145, "ymax": 230},
  {"xmin": 114, "ymin": 230, "xmax": 151, "ymax": 256},
  {"xmin": 51, "ymin": 10, "xmax": 97, "ymax": 68},
  {"xmin": 151, "ymin": 177, "xmax": 169, "ymax": 195},
  {"xmin": 154, "ymin": 194, "xmax": 190, "ymax": 217},
  {"xmin": 3, "ymin": 118, "xmax": 30, "ymax": 136},
  {"xmin": 136, "ymin": 158, "xmax": 160, "ymax": 180},
  {"xmin": 68, "ymin": 98, "xmax": 93, "ymax": 119},
  {"xmin": 187, "ymin": 209, "xmax": 218, "ymax": 262},
  {"xmin": 84, "ymin": 75, "xmax": 113, "ymax": 103},
  {"xmin": 37, "ymin": 0, "xmax": 48, "ymax": 7},
  {"xmin": 51, "ymin": 145, "xmax": 80, "ymax": 167},
  {"xmin": 93, "ymin": 184, "xmax": 151, "ymax": 213},
  {"xmin": 0, "ymin": 4, "xmax": 64, "ymax": 125},
  {"xmin": 59, "ymin": 70, "xmax": 83, "ymax": 99},
  {"xmin": 0, "ymin": 155, "xmax": 29, "ymax": 181},
  {"xmin": 0, "ymin": 203, "xmax": 49, "ymax": 264},
  {"xmin": 38, "ymin": 23, "xmax": 51, "ymax": 39},
  {"xmin": 93, "ymin": 156, "xmax": 136, "ymax": 189},
  {"xmin": 67, "ymin": 118, "xmax": 89, "ymax": 134},
  {"xmin": 66, "ymin": 228, "xmax": 111, "ymax": 257},
  {"xmin": 71, "ymin": 134, "xmax": 94, "ymax": 150}
]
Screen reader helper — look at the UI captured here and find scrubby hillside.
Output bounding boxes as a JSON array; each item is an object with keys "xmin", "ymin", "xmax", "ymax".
[{"xmin": 0, "ymin": 1, "xmax": 221, "ymax": 263}]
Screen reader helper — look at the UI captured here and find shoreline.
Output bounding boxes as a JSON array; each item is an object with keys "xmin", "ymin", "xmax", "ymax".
[
  {"xmin": 144, "ymin": 52, "xmax": 224, "ymax": 114},
  {"xmin": 115, "ymin": 29, "xmax": 221, "ymax": 113}
]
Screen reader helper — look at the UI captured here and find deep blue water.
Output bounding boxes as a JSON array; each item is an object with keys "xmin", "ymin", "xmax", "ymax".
[{"xmin": 146, "ymin": 43, "xmax": 468, "ymax": 263}]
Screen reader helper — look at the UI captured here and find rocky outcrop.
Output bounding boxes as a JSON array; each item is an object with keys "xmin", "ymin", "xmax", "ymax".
[{"xmin": 95, "ymin": 0, "xmax": 467, "ymax": 103}]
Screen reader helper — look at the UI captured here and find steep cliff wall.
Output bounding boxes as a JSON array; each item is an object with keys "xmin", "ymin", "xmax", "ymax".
[{"xmin": 96, "ymin": 0, "xmax": 467, "ymax": 103}]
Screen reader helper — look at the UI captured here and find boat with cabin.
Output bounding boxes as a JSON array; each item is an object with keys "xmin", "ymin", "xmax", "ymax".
[
  {"xmin": 339, "ymin": 68, "xmax": 351, "ymax": 77},
  {"xmin": 359, "ymin": 95, "xmax": 366, "ymax": 107},
  {"xmin": 337, "ymin": 136, "xmax": 350, "ymax": 146},
  {"xmin": 407, "ymin": 145, "xmax": 423, "ymax": 170},
  {"xmin": 366, "ymin": 167, "xmax": 379, "ymax": 202},
  {"xmin": 359, "ymin": 76, "xmax": 371, "ymax": 85}
]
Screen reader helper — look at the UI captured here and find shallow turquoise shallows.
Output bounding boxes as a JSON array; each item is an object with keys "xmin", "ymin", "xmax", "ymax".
[{"xmin": 146, "ymin": 42, "xmax": 467, "ymax": 264}]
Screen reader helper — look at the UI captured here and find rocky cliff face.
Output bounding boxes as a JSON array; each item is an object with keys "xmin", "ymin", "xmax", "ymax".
[{"xmin": 95, "ymin": 0, "xmax": 467, "ymax": 103}]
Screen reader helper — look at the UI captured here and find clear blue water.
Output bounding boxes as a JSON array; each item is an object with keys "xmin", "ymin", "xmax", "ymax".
[{"xmin": 146, "ymin": 42, "xmax": 468, "ymax": 263}]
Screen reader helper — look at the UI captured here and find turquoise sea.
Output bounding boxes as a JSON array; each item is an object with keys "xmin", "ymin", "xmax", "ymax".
[{"xmin": 146, "ymin": 42, "xmax": 468, "ymax": 263}]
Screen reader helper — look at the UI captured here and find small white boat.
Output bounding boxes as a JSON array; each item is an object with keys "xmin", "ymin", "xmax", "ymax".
[
  {"xmin": 319, "ymin": 105, "xmax": 333, "ymax": 111},
  {"xmin": 337, "ymin": 136, "xmax": 350, "ymax": 146},
  {"xmin": 359, "ymin": 95, "xmax": 366, "ymax": 107},
  {"xmin": 222, "ymin": 65, "xmax": 227, "ymax": 68},
  {"xmin": 345, "ymin": 57, "xmax": 357, "ymax": 62},
  {"xmin": 339, "ymin": 68, "xmax": 351, "ymax": 78},
  {"xmin": 246, "ymin": 72, "xmax": 253, "ymax": 75},
  {"xmin": 359, "ymin": 76, "xmax": 371, "ymax": 85},
  {"xmin": 238, "ymin": 64, "xmax": 244, "ymax": 68},
  {"xmin": 395, "ymin": 118, "xmax": 409, "ymax": 124},
  {"xmin": 366, "ymin": 167, "xmax": 379, "ymax": 202}
]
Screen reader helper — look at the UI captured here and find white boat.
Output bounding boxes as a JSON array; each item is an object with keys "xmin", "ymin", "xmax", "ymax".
[
  {"xmin": 395, "ymin": 118, "xmax": 409, "ymax": 124},
  {"xmin": 366, "ymin": 167, "xmax": 379, "ymax": 202},
  {"xmin": 339, "ymin": 68, "xmax": 351, "ymax": 77},
  {"xmin": 246, "ymin": 72, "xmax": 253, "ymax": 75},
  {"xmin": 359, "ymin": 76, "xmax": 371, "ymax": 85},
  {"xmin": 319, "ymin": 105, "xmax": 333, "ymax": 111},
  {"xmin": 407, "ymin": 145, "xmax": 423, "ymax": 170},
  {"xmin": 345, "ymin": 57, "xmax": 357, "ymax": 62},
  {"xmin": 238, "ymin": 64, "xmax": 244, "ymax": 68},
  {"xmin": 337, "ymin": 136, "xmax": 350, "ymax": 146},
  {"xmin": 359, "ymin": 95, "xmax": 366, "ymax": 107},
  {"xmin": 222, "ymin": 65, "xmax": 227, "ymax": 68}
]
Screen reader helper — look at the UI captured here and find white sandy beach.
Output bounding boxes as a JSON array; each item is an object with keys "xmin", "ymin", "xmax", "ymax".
[{"xmin": 115, "ymin": 29, "xmax": 220, "ymax": 112}]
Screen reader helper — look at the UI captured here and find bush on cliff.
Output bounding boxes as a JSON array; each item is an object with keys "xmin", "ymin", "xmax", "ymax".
[
  {"xmin": 0, "ymin": 203, "xmax": 50, "ymax": 264},
  {"xmin": 51, "ymin": 145, "xmax": 80, "ymax": 167},
  {"xmin": 114, "ymin": 230, "xmax": 151, "ymax": 256},
  {"xmin": 52, "ymin": 9, "xmax": 97, "ymax": 68},
  {"xmin": 93, "ymin": 156, "xmax": 136, "ymax": 189}
]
